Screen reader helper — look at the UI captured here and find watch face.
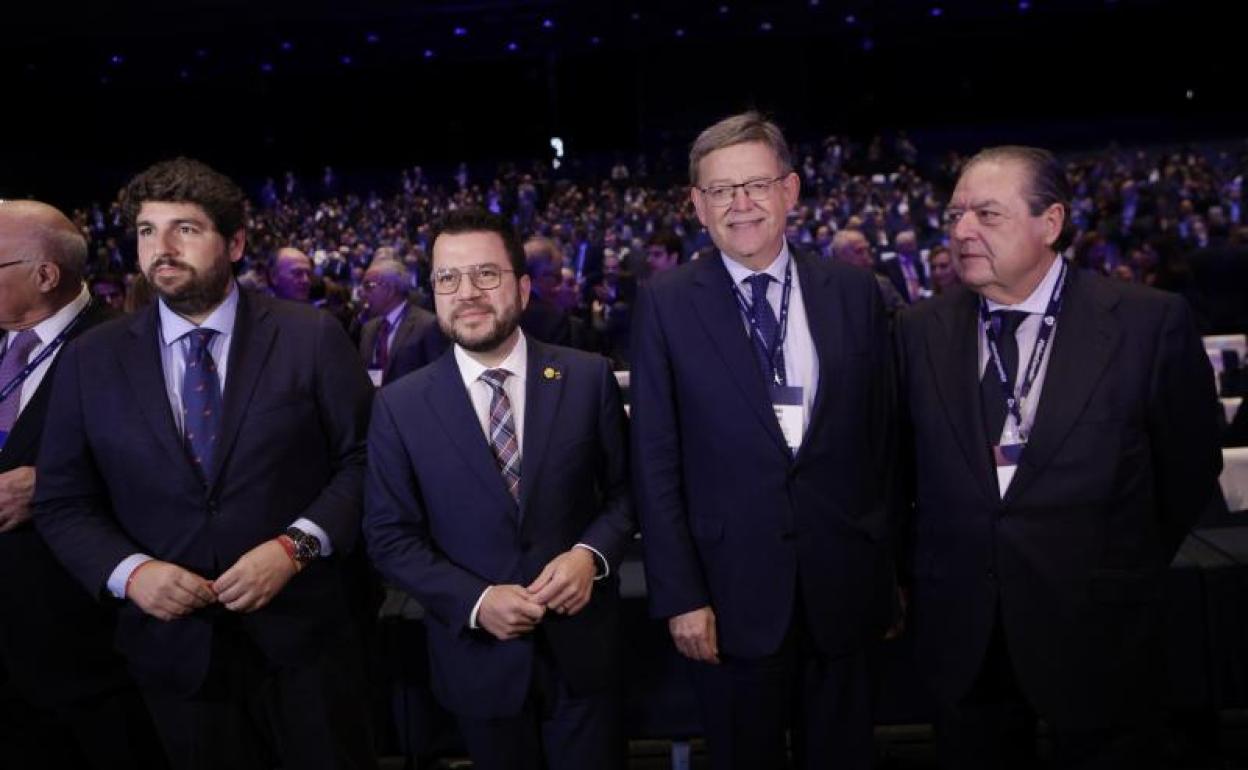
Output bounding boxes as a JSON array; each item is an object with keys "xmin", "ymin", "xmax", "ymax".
[{"xmin": 286, "ymin": 528, "xmax": 320, "ymax": 561}]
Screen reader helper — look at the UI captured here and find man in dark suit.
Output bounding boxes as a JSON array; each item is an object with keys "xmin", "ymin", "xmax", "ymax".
[
  {"xmin": 896, "ymin": 146, "xmax": 1224, "ymax": 769},
  {"xmin": 32, "ymin": 159, "xmax": 376, "ymax": 770},
  {"xmin": 0, "ymin": 200, "xmax": 165, "ymax": 769},
  {"xmin": 365, "ymin": 208, "xmax": 633, "ymax": 770},
  {"xmin": 631, "ymin": 112, "xmax": 895, "ymax": 770},
  {"xmin": 357, "ymin": 258, "xmax": 439, "ymax": 386},
  {"xmin": 880, "ymin": 229, "xmax": 929, "ymax": 304}
]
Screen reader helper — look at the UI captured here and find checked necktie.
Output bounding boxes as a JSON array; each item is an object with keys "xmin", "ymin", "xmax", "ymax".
[
  {"xmin": 182, "ymin": 328, "xmax": 223, "ymax": 479},
  {"xmin": 479, "ymin": 368, "xmax": 521, "ymax": 503}
]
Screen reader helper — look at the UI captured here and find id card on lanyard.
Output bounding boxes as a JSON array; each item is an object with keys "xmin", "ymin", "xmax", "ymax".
[
  {"xmin": 982, "ymin": 260, "xmax": 1068, "ymax": 492},
  {"xmin": 732, "ymin": 259, "xmax": 804, "ymax": 452}
]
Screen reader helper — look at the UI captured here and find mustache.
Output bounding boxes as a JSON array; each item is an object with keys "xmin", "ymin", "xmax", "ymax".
[
  {"xmin": 147, "ymin": 255, "xmax": 192, "ymax": 272},
  {"xmin": 452, "ymin": 303, "xmax": 495, "ymax": 320}
]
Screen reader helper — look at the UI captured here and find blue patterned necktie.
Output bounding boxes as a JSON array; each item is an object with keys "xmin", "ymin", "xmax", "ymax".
[
  {"xmin": 744, "ymin": 272, "xmax": 785, "ymax": 387},
  {"xmin": 981, "ymin": 310, "xmax": 1029, "ymax": 443},
  {"xmin": 182, "ymin": 329, "xmax": 223, "ymax": 479},
  {"xmin": 0, "ymin": 330, "xmax": 41, "ymax": 444},
  {"xmin": 479, "ymin": 368, "xmax": 521, "ymax": 504}
]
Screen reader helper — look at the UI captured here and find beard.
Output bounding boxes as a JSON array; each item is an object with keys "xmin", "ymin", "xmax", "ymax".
[
  {"xmin": 440, "ymin": 297, "xmax": 523, "ymax": 355},
  {"xmin": 146, "ymin": 255, "xmax": 232, "ymax": 317}
]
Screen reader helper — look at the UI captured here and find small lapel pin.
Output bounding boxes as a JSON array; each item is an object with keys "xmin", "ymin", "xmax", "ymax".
[{"xmin": 542, "ymin": 365, "xmax": 562, "ymax": 382}]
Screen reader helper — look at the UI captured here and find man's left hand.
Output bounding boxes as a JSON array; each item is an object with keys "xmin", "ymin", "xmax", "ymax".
[
  {"xmin": 213, "ymin": 539, "xmax": 300, "ymax": 612},
  {"xmin": 0, "ymin": 466, "xmax": 36, "ymax": 533},
  {"xmin": 526, "ymin": 548, "xmax": 597, "ymax": 616}
]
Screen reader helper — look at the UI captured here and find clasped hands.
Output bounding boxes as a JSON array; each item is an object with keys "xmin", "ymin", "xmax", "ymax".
[
  {"xmin": 125, "ymin": 539, "xmax": 300, "ymax": 621},
  {"xmin": 477, "ymin": 548, "xmax": 597, "ymax": 641}
]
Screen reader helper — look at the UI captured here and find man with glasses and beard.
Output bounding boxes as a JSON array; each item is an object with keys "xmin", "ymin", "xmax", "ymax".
[
  {"xmin": 365, "ymin": 208, "xmax": 633, "ymax": 770},
  {"xmin": 33, "ymin": 158, "xmax": 376, "ymax": 770}
]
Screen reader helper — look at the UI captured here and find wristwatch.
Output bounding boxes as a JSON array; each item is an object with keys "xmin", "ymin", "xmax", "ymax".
[{"xmin": 283, "ymin": 527, "xmax": 322, "ymax": 566}]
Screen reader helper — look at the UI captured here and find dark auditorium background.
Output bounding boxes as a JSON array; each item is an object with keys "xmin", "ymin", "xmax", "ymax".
[
  {"xmin": 3, "ymin": 0, "xmax": 1243, "ymax": 206},
  {"xmin": 5, "ymin": 1, "xmax": 1248, "ymax": 768}
]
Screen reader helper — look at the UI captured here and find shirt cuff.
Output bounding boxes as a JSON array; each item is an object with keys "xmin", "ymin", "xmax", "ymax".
[
  {"xmin": 468, "ymin": 586, "xmax": 492, "ymax": 630},
  {"xmin": 107, "ymin": 554, "xmax": 155, "ymax": 599},
  {"xmin": 291, "ymin": 518, "xmax": 333, "ymax": 557},
  {"xmin": 574, "ymin": 542, "xmax": 609, "ymax": 581}
]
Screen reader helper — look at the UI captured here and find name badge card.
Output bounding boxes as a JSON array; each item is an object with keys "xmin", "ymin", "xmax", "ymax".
[
  {"xmin": 367, "ymin": 368, "xmax": 384, "ymax": 388},
  {"xmin": 772, "ymin": 385, "xmax": 805, "ymax": 451}
]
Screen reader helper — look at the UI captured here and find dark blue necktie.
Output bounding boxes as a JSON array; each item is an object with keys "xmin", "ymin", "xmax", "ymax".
[
  {"xmin": 182, "ymin": 329, "xmax": 223, "ymax": 479},
  {"xmin": 981, "ymin": 310, "xmax": 1028, "ymax": 443},
  {"xmin": 745, "ymin": 273, "xmax": 785, "ymax": 387}
]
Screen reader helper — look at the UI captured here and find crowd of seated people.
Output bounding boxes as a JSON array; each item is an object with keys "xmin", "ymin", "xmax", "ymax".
[{"xmin": 68, "ymin": 134, "xmax": 1248, "ymax": 370}]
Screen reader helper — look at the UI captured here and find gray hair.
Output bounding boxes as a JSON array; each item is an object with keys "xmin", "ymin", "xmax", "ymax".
[{"xmin": 689, "ymin": 111, "xmax": 793, "ymax": 186}]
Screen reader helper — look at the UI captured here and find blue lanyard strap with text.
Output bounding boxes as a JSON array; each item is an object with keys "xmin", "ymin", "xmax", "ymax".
[
  {"xmin": 731, "ymin": 257, "xmax": 793, "ymax": 388},
  {"xmin": 979, "ymin": 260, "xmax": 1068, "ymax": 442},
  {"xmin": 0, "ymin": 299, "xmax": 93, "ymax": 406}
]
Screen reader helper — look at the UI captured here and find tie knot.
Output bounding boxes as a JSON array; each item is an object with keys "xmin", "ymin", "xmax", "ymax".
[
  {"xmin": 744, "ymin": 273, "xmax": 773, "ymax": 304},
  {"xmin": 185, "ymin": 328, "xmax": 217, "ymax": 353},
  {"xmin": 5, "ymin": 329, "xmax": 40, "ymax": 362},
  {"xmin": 479, "ymin": 368, "xmax": 511, "ymax": 391},
  {"xmin": 991, "ymin": 310, "xmax": 1029, "ymax": 336}
]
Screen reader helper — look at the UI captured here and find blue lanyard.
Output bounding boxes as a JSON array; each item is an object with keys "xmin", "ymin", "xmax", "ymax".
[
  {"xmin": 979, "ymin": 260, "xmax": 1068, "ymax": 442},
  {"xmin": 0, "ymin": 299, "xmax": 93, "ymax": 405},
  {"xmin": 731, "ymin": 258, "xmax": 793, "ymax": 387}
]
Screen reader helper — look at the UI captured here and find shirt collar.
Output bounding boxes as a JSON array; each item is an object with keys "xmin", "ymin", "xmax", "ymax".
[
  {"xmin": 454, "ymin": 330, "xmax": 529, "ymax": 389},
  {"xmin": 29, "ymin": 283, "xmax": 91, "ymax": 346},
  {"xmin": 158, "ymin": 280, "xmax": 240, "ymax": 346},
  {"xmin": 384, "ymin": 300, "xmax": 408, "ymax": 327},
  {"xmin": 720, "ymin": 241, "xmax": 791, "ymax": 287},
  {"xmin": 985, "ymin": 256, "xmax": 1065, "ymax": 315}
]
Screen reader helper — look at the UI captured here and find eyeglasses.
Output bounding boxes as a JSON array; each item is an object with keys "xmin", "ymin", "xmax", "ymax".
[
  {"xmin": 432, "ymin": 264, "xmax": 515, "ymax": 294},
  {"xmin": 0, "ymin": 259, "xmax": 34, "ymax": 270},
  {"xmin": 697, "ymin": 176, "xmax": 788, "ymax": 207}
]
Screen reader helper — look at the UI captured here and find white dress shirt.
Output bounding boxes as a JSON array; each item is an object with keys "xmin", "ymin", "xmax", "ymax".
[
  {"xmin": 454, "ymin": 331, "xmax": 607, "ymax": 629},
  {"xmin": 106, "ymin": 283, "xmax": 332, "ymax": 598},
  {"xmin": 720, "ymin": 242, "xmax": 820, "ymax": 446},
  {"xmin": 978, "ymin": 256, "xmax": 1066, "ymax": 496},
  {"xmin": 2, "ymin": 284, "xmax": 91, "ymax": 416}
]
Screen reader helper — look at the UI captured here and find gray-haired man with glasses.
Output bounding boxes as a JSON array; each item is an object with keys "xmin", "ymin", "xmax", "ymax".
[{"xmin": 632, "ymin": 112, "xmax": 895, "ymax": 769}]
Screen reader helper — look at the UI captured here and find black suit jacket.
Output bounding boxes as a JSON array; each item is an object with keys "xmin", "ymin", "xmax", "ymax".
[
  {"xmin": 0, "ymin": 299, "xmax": 131, "ymax": 708},
  {"xmin": 896, "ymin": 266, "xmax": 1223, "ymax": 728},
  {"xmin": 364, "ymin": 338, "xmax": 634, "ymax": 718},
  {"xmin": 631, "ymin": 248, "xmax": 895, "ymax": 660},
  {"xmin": 33, "ymin": 289, "xmax": 374, "ymax": 697},
  {"xmin": 358, "ymin": 300, "xmax": 440, "ymax": 385},
  {"xmin": 880, "ymin": 254, "xmax": 928, "ymax": 305}
]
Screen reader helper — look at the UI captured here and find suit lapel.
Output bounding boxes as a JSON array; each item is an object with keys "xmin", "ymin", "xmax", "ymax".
[
  {"xmin": 1004, "ymin": 270, "xmax": 1120, "ymax": 504},
  {"xmin": 121, "ymin": 305, "xmax": 192, "ymax": 474},
  {"xmin": 926, "ymin": 287, "xmax": 999, "ymax": 502},
  {"xmin": 517, "ymin": 339, "xmax": 565, "ymax": 521},
  {"xmin": 208, "ymin": 291, "xmax": 276, "ymax": 490},
  {"xmin": 689, "ymin": 256, "xmax": 790, "ymax": 457},
  {"xmin": 424, "ymin": 351, "xmax": 517, "ymax": 516},
  {"xmin": 792, "ymin": 251, "xmax": 841, "ymax": 463}
]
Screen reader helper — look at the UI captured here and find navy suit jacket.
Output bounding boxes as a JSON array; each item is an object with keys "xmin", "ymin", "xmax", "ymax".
[
  {"xmin": 33, "ymin": 289, "xmax": 374, "ymax": 697},
  {"xmin": 630, "ymin": 249, "xmax": 896, "ymax": 660},
  {"xmin": 896, "ymin": 267, "xmax": 1223, "ymax": 728},
  {"xmin": 364, "ymin": 337, "xmax": 634, "ymax": 718}
]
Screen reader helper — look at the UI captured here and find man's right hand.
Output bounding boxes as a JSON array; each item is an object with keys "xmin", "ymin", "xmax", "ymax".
[
  {"xmin": 669, "ymin": 605, "xmax": 719, "ymax": 665},
  {"xmin": 126, "ymin": 561, "xmax": 217, "ymax": 621},
  {"xmin": 477, "ymin": 584, "xmax": 546, "ymax": 641}
]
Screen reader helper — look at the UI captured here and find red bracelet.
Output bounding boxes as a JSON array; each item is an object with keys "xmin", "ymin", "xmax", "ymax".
[
  {"xmin": 124, "ymin": 560, "xmax": 155, "ymax": 599},
  {"xmin": 275, "ymin": 535, "xmax": 300, "ymax": 567}
]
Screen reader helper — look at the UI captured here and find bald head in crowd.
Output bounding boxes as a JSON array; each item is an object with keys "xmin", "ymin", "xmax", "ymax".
[
  {"xmin": 830, "ymin": 228, "xmax": 873, "ymax": 270},
  {"xmin": 0, "ymin": 200, "xmax": 88, "ymax": 330},
  {"xmin": 269, "ymin": 246, "xmax": 313, "ymax": 302}
]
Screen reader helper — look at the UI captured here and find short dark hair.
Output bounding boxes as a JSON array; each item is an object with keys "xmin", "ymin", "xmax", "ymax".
[
  {"xmin": 430, "ymin": 208, "xmax": 526, "ymax": 276},
  {"xmin": 963, "ymin": 145, "xmax": 1075, "ymax": 253},
  {"xmin": 647, "ymin": 230, "xmax": 683, "ymax": 259},
  {"xmin": 120, "ymin": 157, "xmax": 246, "ymax": 238}
]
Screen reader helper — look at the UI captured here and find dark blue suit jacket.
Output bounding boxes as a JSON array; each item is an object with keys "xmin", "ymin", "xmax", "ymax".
[
  {"xmin": 364, "ymin": 337, "xmax": 634, "ymax": 718},
  {"xmin": 630, "ymin": 249, "xmax": 896, "ymax": 660},
  {"xmin": 33, "ymin": 290, "xmax": 373, "ymax": 697},
  {"xmin": 896, "ymin": 267, "xmax": 1223, "ymax": 728}
]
